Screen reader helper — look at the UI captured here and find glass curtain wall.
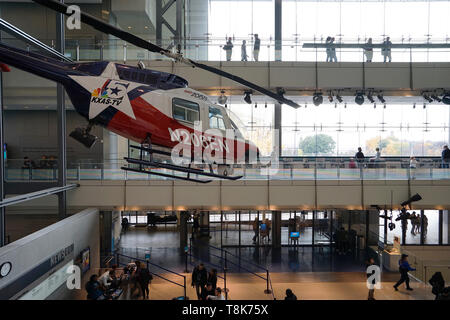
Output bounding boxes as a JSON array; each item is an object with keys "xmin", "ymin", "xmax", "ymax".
[
  {"xmin": 281, "ymin": 0, "xmax": 450, "ymax": 62},
  {"xmin": 282, "ymin": 104, "xmax": 450, "ymax": 157}
]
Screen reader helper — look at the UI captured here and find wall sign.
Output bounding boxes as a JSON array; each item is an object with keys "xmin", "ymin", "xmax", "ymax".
[{"xmin": 0, "ymin": 262, "xmax": 12, "ymax": 278}]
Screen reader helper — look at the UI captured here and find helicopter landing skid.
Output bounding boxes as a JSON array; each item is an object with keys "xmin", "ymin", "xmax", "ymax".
[{"xmin": 121, "ymin": 145, "xmax": 243, "ymax": 183}]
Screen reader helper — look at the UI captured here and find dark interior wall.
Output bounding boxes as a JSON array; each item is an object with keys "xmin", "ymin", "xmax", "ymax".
[
  {"xmin": 4, "ymin": 110, "xmax": 104, "ymax": 165},
  {"xmin": 0, "ymin": 1, "xmax": 111, "ymax": 42}
]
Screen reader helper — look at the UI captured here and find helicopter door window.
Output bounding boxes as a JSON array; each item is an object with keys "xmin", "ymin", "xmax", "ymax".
[
  {"xmin": 208, "ymin": 106, "xmax": 226, "ymax": 130},
  {"xmin": 172, "ymin": 98, "xmax": 200, "ymax": 124},
  {"xmin": 138, "ymin": 72, "xmax": 146, "ymax": 83}
]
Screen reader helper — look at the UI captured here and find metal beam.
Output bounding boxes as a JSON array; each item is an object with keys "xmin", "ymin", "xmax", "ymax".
[
  {"xmin": 56, "ymin": 0, "xmax": 67, "ymax": 220},
  {"xmin": 274, "ymin": 0, "xmax": 282, "ymax": 61},
  {"xmin": 0, "ymin": 184, "xmax": 78, "ymax": 208},
  {"xmin": 0, "ymin": 32, "xmax": 4, "ymax": 246}
]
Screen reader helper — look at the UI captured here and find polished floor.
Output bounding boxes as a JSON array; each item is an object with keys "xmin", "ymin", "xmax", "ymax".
[
  {"xmin": 118, "ymin": 226, "xmax": 368, "ymax": 273},
  {"xmin": 116, "ymin": 227, "xmax": 436, "ymax": 300},
  {"xmin": 120, "ymin": 271, "xmax": 435, "ymax": 300}
]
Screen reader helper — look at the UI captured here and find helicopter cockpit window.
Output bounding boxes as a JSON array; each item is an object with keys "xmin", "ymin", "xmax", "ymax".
[
  {"xmin": 172, "ymin": 98, "xmax": 200, "ymax": 124},
  {"xmin": 225, "ymin": 108, "xmax": 248, "ymax": 139},
  {"xmin": 209, "ymin": 106, "xmax": 226, "ymax": 130}
]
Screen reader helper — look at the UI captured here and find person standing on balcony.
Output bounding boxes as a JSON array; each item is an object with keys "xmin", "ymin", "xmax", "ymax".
[
  {"xmin": 253, "ymin": 34, "xmax": 261, "ymax": 61},
  {"xmin": 330, "ymin": 37, "xmax": 338, "ymax": 62},
  {"xmin": 364, "ymin": 38, "xmax": 373, "ymax": 62},
  {"xmin": 441, "ymin": 145, "xmax": 450, "ymax": 168},
  {"xmin": 223, "ymin": 37, "xmax": 233, "ymax": 61},
  {"xmin": 355, "ymin": 147, "xmax": 365, "ymax": 167},
  {"xmin": 241, "ymin": 40, "xmax": 248, "ymax": 61},
  {"xmin": 325, "ymin": 36, "xmax": 332, "ymax": 62},
  {"xmin": 382, "ymin": 36, "xmax": 392, "ymax": 63}
]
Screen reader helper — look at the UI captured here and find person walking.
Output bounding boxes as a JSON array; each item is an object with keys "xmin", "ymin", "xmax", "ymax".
[
  {"xmin": 252, "ymin": 217, "xmax": 260, "ymax": 243},
  {"xmin": 207, "ymin": 269, "xmax": 218, "ymax": 290},
  {"xmin": 366, "ymin": 257, "xmax": 377, "ymax": 300},
  {"xmin": 393, "ymin": 254, "xmax": 416, "ymax": 291},
  {"xmin": 241, "ymin": 40, "xmax": 248, "ymax": 61},
  {"xmin": 224, "ymin": 37, "xmax": 233, "ymax": 61},
  {"xmin": 284, "ymin": 288, "xmax": 297, "ymax": 300},
  {"xmin": 429, "ymin": 271, "xmax": 445, "ymax": 300},
  {"xmin": 364, "ymin": 38, "xmax": 373, "ymax": 62},
  {"xmin": 325, "ymin": 36, "xmax": 332, "ymax": 62},
  {"xmin": 441, "ymin": 145, "xmax": 450, "ymax": 168},
  {"xmin": 330, "ymin": 37, "xmax": 338, "ymax": 62},
  {"xmin": 136, "ymin": 261, "xmax": 152, "ymax": 299},
  {"xmin": 253, "ymin": 34, "xmax": 260, "ymax": 61},
  {"xmin": 191, "ymin": 263, "xmax": 208, "ymax": 300},
  {"xmin": 382, "ymin": 36, "xmax": 392, "ymax": 63}
]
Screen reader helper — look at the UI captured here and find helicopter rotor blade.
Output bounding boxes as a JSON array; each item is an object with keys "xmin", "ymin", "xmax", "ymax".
[{"xmin": 32, "ymin": 0, "xmax": 299, "ymax": 108}]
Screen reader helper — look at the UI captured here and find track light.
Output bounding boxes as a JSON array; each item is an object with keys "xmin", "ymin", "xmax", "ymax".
[
  {"xmin": 367, "ymin": 92, "xmax": 375, "ymax": 103},
  {"xmin": 313, "ymin": 92, "xmax": 323, "ymax": 106},
  {"xmin": 423, "ymin": 103, "xmax": 427, "ymax": 109},
  {"xmin": 442, "ymin": 93, "xmax": 450, "ymax": 105},
  {"xmin": 431, "ymin": 94, "xmax": 442, "ymax": 102},
  {"xmin": 244, "ymin": 91, "xmax": 252, "ymax": 104},
  {"xmin": 328, "ymin": 92, "xmax": 333, "ymax": 103},
  {"xmin": 422, "ymin": 93, "xmax": 433, "ymax": 103},
  {"xmin": 413, "ymin": 103, "xmax": 416, "ymax": 109},
  {"xmin": 254, "ymin": 103, "xmax": 257, "ymax": 109},
  {"xmin": 218, "ymin": 90, "xmax": 227, "ymax": 105},
  {"xmin": 377, "ymin": 94, "xmax": 385, "ymax": 104},
  {"xmin": 336, "ymin": 94, "xmax": 343, "ymax": 103},
  {"xmin": 265, "ymin": 102, "xmax": 267, "ymax": 108},
  {"xmin": 355, "ymin": 92, "xmax": 364, "ymax": 105}
]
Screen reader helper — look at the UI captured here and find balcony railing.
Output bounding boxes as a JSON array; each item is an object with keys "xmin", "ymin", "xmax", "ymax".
[
  {"xmin": 6, "ymin": 158, "xmax": 450, "ymax": 182},
  {"xmin": 3, "ymin": 36, "xmax": 450, "ymax": 63}
]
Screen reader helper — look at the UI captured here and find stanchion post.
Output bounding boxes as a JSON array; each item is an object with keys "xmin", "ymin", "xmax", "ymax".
[
  {"xmin": 183, "ymin": 276, "xmax": 187, "ymax": 299},
  {"xmin": 264, "ymin": 269, "xmax": 272, "ymax": 294}
]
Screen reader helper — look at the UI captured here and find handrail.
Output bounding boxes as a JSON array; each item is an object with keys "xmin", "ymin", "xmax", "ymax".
[
  {"xmin": 115, "ymin": 252, "xmax": 187, "ymax": 298},
  {"xmin": 208, "ymin": 244, "xmax": 267, "ymax": 272},
  {"xmin": 190, "ymin": 243, "xmax": 272, "ymax": 296}
]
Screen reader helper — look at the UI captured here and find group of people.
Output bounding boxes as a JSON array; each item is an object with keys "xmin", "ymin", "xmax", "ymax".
[
  {"xmin": 395, "ymin": 208, "xmax": 428, "ymax": 238},
  {"xmin": 85, "ymin": 261, "xmax": 153, "ymax": 300},
  {"xmin": 22, "ymin": 155, "xmax": 57, "ymax": 169},
  {"xmin": 223, "ymin": 34, "xmax": 261, "ymax": 62},
  {"xmin": 325, "ymin": 36, "xmax": 392, "ymax": 62},
  {"xmin": 191, "ymin": 263, "xmax": 223, "ymax": 300},
  {"xmin": 252, "ymin": 217, "xmax": 272, "ymax": 244}
]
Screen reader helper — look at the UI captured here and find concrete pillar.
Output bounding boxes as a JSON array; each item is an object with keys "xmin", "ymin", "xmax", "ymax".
[
  {"xmin": 444, "ymin": 210, "xmax": 449, "ymax": 244},
  {"xmin": 179, "ymin": 211, "xmax": 189, "ymax": 250},
  {"xmin": 271, "ymin": 211, "xmax": 282, "ymax": 248},
  {"xmin": 274, "ymin": 0, "xmax": 282, "ymax": 61}
]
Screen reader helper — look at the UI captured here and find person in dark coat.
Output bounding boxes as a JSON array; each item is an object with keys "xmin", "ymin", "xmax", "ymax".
[
  {"xmin": 393, "ymin": 254, "xmax": 416, "ymax": 291},
  {"xmin": 284, "ymin": 289, "xmax": 297, "ymax": 300},
  {"xmin": 191, "ymin": 263, "xmax": 208, "ymax": 300},
  {"xmin": 429, "ymin": 271, "xmax": 445, "ymax": 300},
  {"xmin": 437, "ymin": 287, "xmax": 450, "ymax": 300},
  {"xmin": 207, "ymin": 269, "xmax": 218, "ymax": 290},
  {"xmin": 201, "ymin": 283, "xmax": 216, "ymax": 300},
  {"xmin": 135, "ymin": 261, "xmax": 152, "ymax": 299}
]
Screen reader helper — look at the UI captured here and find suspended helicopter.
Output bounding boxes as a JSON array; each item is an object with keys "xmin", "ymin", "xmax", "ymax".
[{"xmin": 0, "ymin": 0, "xmax": 299, "ymax": 183}]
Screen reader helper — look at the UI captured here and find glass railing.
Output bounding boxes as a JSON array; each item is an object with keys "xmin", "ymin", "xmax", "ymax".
[
  {"xmin": 6, "ymin": 158, "xmax": 450, "ymax": 182},
  {"xmin": 4, "ymin": 36, "xmax": 450, "ymax": 63}
]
